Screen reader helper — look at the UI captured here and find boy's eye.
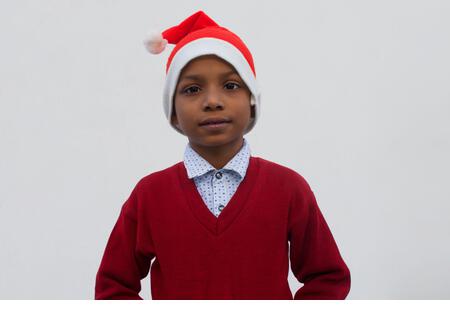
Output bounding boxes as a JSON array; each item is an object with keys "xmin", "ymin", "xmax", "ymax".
[
  {"xmin": 183, "ymin": 86, "xmax": 201, "ymax": 95},
  {"xmin": 225, "ymin": 82, "xmax": 240, "ymax": 90}
]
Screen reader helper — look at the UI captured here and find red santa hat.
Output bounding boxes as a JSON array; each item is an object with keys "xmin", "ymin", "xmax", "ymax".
[{"xmin": 143, "ymin": 10, "xmax": 261, "ymax": 135}]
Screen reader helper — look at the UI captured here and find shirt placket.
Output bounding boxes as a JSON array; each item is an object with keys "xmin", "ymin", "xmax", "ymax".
[{"xmin": 212, "ymin": 170, "xmax": 225, "ymax": 217}]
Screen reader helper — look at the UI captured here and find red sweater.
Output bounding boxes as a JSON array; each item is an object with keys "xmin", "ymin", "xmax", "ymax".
[{"xmin": 95, "ymin": 156, "xmax": 351, "ymax": 299}]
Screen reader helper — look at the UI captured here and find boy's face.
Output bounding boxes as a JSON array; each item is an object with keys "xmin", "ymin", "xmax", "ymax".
[{"xmin": 171, "ymin": 54, "xmax": 254, "ymax": 149}]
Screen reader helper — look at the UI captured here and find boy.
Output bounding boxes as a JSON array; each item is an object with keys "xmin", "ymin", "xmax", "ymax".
[{"xmin": 95, "ymin": 10, "xmax": 351, "ymax": 300}]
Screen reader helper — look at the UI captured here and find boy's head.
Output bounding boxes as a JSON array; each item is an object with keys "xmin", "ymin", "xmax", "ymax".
[
  {"xmin": 144, "ymin": 10, "xmax": 261, "ymax": 138},
  {"xmin": 170, "ymin": 54, "xmax": 255, "ymax": 147}
]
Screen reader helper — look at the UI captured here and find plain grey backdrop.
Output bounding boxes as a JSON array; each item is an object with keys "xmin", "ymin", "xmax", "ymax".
[{"xmin": 1, "ymin": 0, "xmax": 449, "ymax": 299}]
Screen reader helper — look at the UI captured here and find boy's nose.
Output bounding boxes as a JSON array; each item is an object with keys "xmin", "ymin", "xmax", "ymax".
[{"xmin": 203, "ymin": 88, "xmax": 224, "ymax": 109}]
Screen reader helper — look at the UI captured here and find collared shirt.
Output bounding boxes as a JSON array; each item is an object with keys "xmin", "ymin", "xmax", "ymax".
[{"xmin": 183, "ymin": 138, "xmax": 251, "ymax": 217}]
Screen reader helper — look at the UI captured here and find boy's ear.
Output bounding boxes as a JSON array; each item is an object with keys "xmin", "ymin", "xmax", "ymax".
[
  {"xmin": 171, "ymin": 110, "xmax": 179, "ymax": 128},
  {"xmin": 249, "ymin": 94, "xmax": 256, "ymax": 119}
]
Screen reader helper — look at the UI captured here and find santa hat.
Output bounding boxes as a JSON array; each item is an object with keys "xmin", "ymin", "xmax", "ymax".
[{"xmin": 143, "ymin": 10, "xmax": 261, "ymax": 135}]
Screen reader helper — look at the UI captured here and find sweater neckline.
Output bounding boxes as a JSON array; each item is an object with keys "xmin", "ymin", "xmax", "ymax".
[{"xmin": 177, "ymin": 156, "xmax": 261, "ymax": 236}]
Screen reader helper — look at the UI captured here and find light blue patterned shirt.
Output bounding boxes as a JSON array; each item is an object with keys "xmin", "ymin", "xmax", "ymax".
[{"xmin": 183, "ymin": 138, "xmax": 251, "ymax": 218}]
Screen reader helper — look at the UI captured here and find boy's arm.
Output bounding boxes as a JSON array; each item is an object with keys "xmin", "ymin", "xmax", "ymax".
[
  {"xmin": 288, "ymin": 177, "xmax": 351, "ymax": 300},
  {"xmin": 95, "ymin": 184, "xmax": 155, "ymax": 300}
]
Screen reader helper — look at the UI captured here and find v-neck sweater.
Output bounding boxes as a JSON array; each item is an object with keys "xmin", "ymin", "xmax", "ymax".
[{"xmin": 95, "ymin": 156, "xmax": 351, "ymax": 299}]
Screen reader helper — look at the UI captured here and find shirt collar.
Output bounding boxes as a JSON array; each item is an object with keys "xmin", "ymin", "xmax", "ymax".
[{"xmin": 183, "ymin": 138, "xmax": 251, "ymax": 180}]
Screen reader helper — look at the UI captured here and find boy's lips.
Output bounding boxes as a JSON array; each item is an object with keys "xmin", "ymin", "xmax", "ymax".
[
  {"xmin": 198, "ymin": 116, "xmax": 232, "ymax": 126},
  {"xmin": 200, "ymin": 122, "xmax": 231, "ymax": 131}
]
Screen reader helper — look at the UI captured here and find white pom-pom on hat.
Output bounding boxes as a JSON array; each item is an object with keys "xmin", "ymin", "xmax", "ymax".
[{"xmin": 143, "ymin": 30, "xmax": 168, "ymax": 54}]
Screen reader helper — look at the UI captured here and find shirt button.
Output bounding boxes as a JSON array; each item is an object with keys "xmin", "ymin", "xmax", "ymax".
[
  {"xmin": 218, "ymin": 204, "xmax": 224, "ymax": 211},
  {"xmin": 215, "ymin": 171, "xmax": 222, "ymax": 179}
]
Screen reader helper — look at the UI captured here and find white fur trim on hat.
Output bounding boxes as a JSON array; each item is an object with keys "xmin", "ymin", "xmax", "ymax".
[{"xmin": 163, "ymin": 37, "xmax": 261, "ymax": 135}]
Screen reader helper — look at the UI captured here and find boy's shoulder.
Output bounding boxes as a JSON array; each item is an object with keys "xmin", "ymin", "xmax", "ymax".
[
  {"xmin": 134, "ymin": 161, "xmax": 183, "ymax": 190},
  {"xmin": 255, "ymin": 156, "xmax": 313, "ymax": 192},
  {"xmin": 257, "ymin": 156, "xmax": 318, "ymax": 206}
]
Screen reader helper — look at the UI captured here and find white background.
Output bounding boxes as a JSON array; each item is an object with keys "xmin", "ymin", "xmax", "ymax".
[{"xmin": 1, "ymin": 0, "xmax": 449, "ymax": 299}]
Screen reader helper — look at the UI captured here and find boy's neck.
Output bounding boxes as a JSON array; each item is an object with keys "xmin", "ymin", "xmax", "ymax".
[{"xmin": 189, "ymin": 137, "xmax": 245, "ymax": 170}]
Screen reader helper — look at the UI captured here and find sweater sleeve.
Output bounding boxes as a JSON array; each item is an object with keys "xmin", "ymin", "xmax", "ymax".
[
  {"xmin": 288, "ymin": 177, "xmax": 351, "ymax": 300},
  {"xmin": 95, "ymin": 184, "xmax": 155, "ymax": 299}
]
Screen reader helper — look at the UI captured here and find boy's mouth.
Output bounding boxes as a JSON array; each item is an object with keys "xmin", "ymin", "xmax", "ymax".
[{"xmin": 199, "ymin": 117, "xmax": 232, "ymax": 126}]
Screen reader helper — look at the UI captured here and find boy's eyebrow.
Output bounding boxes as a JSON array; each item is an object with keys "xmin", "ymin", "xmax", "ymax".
[{"xmin": 179, "ymin": 70, "xmax": 239, "ymax": 82}]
